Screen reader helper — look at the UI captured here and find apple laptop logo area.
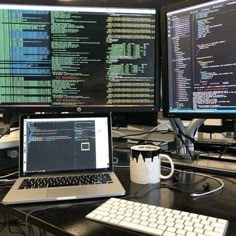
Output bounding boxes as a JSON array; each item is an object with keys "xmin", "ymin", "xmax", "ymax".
[{"xmin": 81, "ymin": 142, "xmax": 90, "ymax": 151}]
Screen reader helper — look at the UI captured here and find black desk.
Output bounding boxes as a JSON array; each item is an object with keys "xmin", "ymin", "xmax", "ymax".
[{"xmin": 0, "ymin": 167, "xmax": 236, "ymax": 236}]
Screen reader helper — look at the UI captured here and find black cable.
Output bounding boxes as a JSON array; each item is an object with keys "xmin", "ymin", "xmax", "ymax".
[
  {"xmin": 0, "ymin": 167, "xmax": 18, "ymax": 175},
  {"xmin": 7, "ymin": 218, "xmax": 26, "ymax": 235},
  {"xmin": 0, "ymin": 220, "xmax": 6, "ymax": 232},
  {"xmin": 15, "ymin": 221, "xmax": 28, "ymax": 236},
  {"xmin": 0, "ymin": 127, "xmax": 19, "ymax": 139},
  {"xmin": 218, "ymin": 146, "xmax": 230, "ymax": 159},
  {"xmin": 25, "ymin": 205, "xmax": 57, "ymax": 236},
  {"xmin": 24, "ymin": 199, "xmax": 107, "ymax": 236},
  {"xmin": 0, "ymin": 205, "xmax": 7, "ymax": 233},
  {"xmin": 39, "ymin": 228, "xmax": 48, "ymax": 236},
  {"xmin": 194, "ymin": 140, "xmax": 236, "ymax": 160},
  {"xmin": 173, "ymin": 119, "xmax": 198, "ymax": 145},
  {"xmin": 9, "ymin": 128, "xmax": 20, "ymax": 133},
  {"xmin": 114, "ymin": 129, "xmax": 174, "ymax": 140},
  {"xmin": 173, "ymin": 119, "xmax": 196, "ymax": 160}
]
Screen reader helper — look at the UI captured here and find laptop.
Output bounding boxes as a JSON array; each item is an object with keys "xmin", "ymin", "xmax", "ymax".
[{"xmin": 2, "ymin": 113, "xmax": 125, "ymax": 205}]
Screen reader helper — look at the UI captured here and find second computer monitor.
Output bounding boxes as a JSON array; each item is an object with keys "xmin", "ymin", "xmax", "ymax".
[{"xmin": 161, "ymin": 0, "xmax": 236, "ymax": 118}]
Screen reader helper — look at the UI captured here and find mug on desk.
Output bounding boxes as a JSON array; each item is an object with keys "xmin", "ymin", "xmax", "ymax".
[{"xmin": 130, "ymin": 145, "xmax": 174, "ymax": 184}]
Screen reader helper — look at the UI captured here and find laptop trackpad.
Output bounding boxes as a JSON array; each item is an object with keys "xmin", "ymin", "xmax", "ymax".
[{"xmin": 46, "ymin": 187, "xmax": 80, "ymax": 198}]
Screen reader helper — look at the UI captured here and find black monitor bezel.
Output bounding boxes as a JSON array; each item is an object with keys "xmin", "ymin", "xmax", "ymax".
[
  {"xmin": 161, "ymin": 0, "xmax": 236, "ymax": 119},
  {"xmin": 0, "ymin": 0, "xmax": 161, "ymax": 113}
]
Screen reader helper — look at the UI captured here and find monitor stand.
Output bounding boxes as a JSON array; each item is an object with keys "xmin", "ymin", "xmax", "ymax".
[{"xmin": 170, "ymin": 118, "xmax": 205, "ymax": 160}]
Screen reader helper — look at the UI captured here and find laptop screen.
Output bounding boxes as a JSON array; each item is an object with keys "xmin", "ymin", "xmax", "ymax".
[{"xmin": 20, "ymin": 114, "xmax": 112, "ymax": 176}]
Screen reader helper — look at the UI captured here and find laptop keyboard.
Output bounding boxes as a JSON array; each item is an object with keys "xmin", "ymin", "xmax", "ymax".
[{"xmin": 19, "ymin": 173, "xmax": 113, "ymax": 189}]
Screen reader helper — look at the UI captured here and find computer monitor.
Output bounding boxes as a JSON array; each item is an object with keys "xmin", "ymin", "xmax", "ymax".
[
  {"xmin": 0, "ymin": 1, "xmax": 160, "ymax": 121},
  {"xmin": 161, "ymin": 0, "xmax": 236, "ymax": 119}
]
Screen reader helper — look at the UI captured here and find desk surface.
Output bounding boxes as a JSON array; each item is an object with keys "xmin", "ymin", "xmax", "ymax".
[{"xmin": 0, "ymin": 167, "xmax": 236, "ymax": 236}]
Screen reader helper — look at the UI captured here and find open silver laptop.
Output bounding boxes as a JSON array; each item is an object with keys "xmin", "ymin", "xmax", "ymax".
[{"xmin": 2, "ymin": 113, "xmax": 125, "ymax": 205}]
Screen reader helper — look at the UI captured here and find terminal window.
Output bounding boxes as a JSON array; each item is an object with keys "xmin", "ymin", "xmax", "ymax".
[{"xmin": 0, "ymin": 5, "xmax": 156, "ymax": 107}]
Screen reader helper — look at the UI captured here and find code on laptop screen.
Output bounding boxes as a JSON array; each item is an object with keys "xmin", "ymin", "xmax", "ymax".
[{"xmin": 22, "ymin": 117, "xmax": 110, "ymax": 174}]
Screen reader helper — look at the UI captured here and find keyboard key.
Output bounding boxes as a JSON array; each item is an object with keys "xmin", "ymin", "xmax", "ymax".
[{"xmin": 19, "ymin": 173, "xmax": 113, "ymax": 189}]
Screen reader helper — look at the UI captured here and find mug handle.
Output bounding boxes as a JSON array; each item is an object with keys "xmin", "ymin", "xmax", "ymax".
[{"xmin": 160, "ymin": 154, "xmax": 174, "ymax": 179}]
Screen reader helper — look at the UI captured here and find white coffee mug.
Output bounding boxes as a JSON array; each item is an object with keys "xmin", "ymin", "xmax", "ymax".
[{"xmin": 130, "ymin": 145, "xmax": 174, "ymax": 184}]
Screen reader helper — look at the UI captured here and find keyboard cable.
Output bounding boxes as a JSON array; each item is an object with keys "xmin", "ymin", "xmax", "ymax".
[{"xmin": 162, "ymin": 166, "xmax": 224, "ymax": 198}]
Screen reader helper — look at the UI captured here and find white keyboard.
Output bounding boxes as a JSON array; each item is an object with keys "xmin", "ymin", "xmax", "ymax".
[{"xmin": 86, "ymin": 198, "xmax": 229, "ymax": 236}]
